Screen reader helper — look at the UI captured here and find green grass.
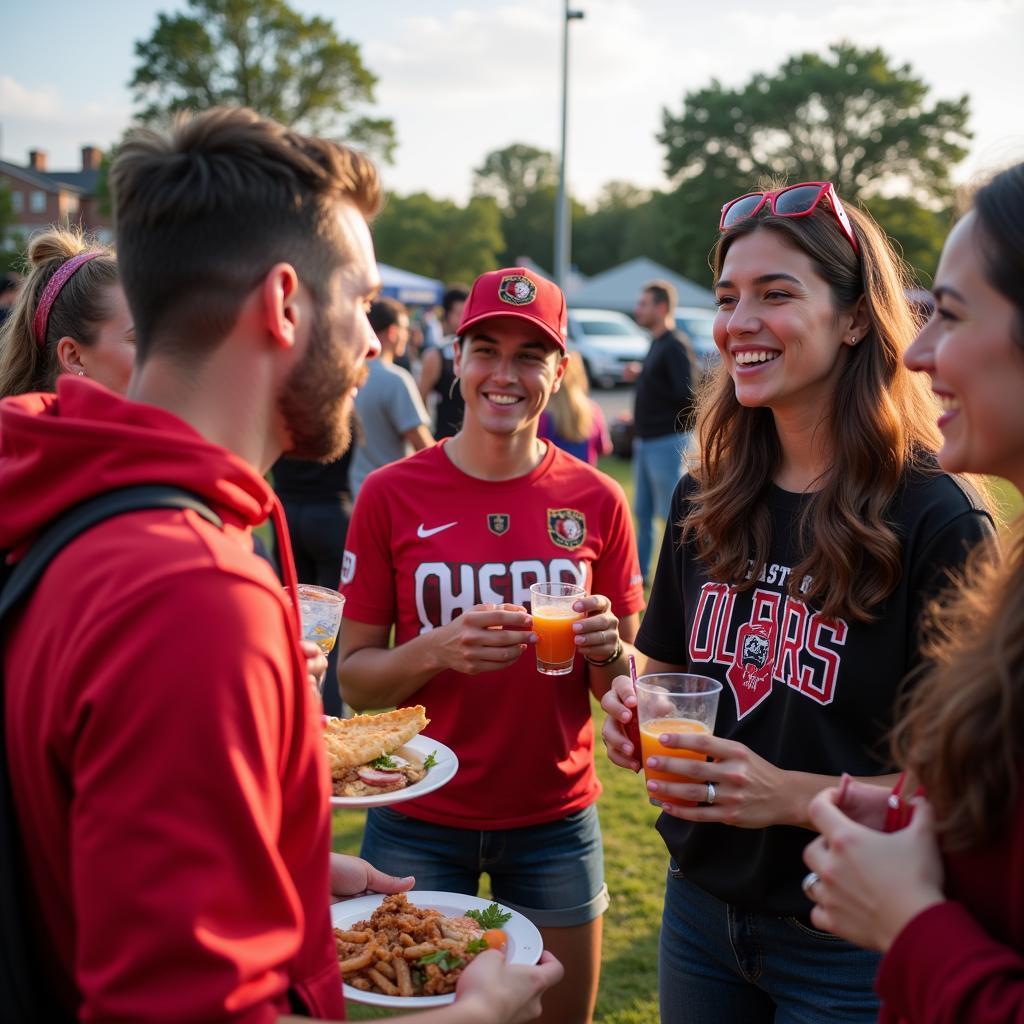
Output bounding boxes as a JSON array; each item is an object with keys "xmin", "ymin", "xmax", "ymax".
[
  {"xmin": 599, "ymin": 453, "xmax": 633, "ymax": 493},
  {"xmin": 988, "ymin": 476, "xmax": 1023, "ymax": 524}
]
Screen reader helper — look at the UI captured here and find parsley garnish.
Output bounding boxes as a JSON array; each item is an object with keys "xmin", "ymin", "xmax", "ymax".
[
  {"xmin": 418, "ymin": 950, "xmax": 464, "ymax": 970},
  {"xmin": 422, "ymin": 750, "xmax": 439, "ymax": 770},
  {"xmin": 368, "ymin": 752, "xmax": 398, "ymax": 770},
  {"xmin": 465, "ymin": 938, "xmax": 488, "ymax": 955},
  {"xmin": 464, "ymin": 903, "xmax": 512, "ymax": 930}
]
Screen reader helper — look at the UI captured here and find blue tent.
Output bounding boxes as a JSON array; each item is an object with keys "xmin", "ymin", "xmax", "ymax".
[{"xmin": 378, "ymin": 263, "xmax": 444, "ymax": 307}]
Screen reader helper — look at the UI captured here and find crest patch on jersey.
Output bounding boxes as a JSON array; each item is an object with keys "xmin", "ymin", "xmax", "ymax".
[
  {"xmin": 487, "ymin": 513, "xmax": 510, "ymax": 536},
  {"xmin": 547, "ymin": 508, "xmax": 585, "ymax": 549},
  {"xmin": 498, "ymin": 274, "xmax": 537, "ymax": 306},
  {"xmin": 726, "ymin": 620, "xmax": 776, "ymax": 718}
]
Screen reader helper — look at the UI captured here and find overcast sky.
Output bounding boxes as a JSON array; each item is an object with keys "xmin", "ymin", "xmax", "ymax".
[{"xmin": 3, "ymin": 0, "xmax": 1023, "ymax": 205}]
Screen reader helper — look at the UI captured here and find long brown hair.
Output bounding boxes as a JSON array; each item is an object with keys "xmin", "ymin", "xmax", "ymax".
[
  {"xmin": 546, "ymin": 351, "xmax": 593, "ymax": 443},
  {"xmin": 892, "ymin": 163, "xmax": 1024, "ymax": 849},
  {"xmin": 0, "ymin": 226, "xmax": 119, "ymax": 397},
  {"xmin": 684, "ymin": 200, "xmax": 942, "ymax": 623}
]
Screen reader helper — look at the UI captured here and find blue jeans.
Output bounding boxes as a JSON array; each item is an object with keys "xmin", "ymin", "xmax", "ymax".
[
  {"xmin": 360, "ymin": 804, "xmax": 609, "ymax": 928},
  {"xmin": 633, "ymin": 432, "xmax": 687, "ymax": 581},
  {"xmin": 660, "ymin": 869, "xmax": 881, "ymax": 1024}
]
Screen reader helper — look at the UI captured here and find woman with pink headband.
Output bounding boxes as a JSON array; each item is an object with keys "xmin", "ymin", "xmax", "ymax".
[{"xmin": 0, "ymin": 226, "xmax": 135, "ymax": 396}]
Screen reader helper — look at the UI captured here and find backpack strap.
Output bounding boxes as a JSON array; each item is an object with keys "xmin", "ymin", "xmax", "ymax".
[
  {"xmin": 0, "ymin": 484, "xmax": 222, "ymax": 1022},
  {"xmin": 0, "ymin": 485, "xmax": 222, "ymax": 621}
]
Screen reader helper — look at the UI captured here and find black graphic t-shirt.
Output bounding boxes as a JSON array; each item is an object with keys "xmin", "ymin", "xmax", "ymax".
[{"xmin": 636, "ymin": 469, "xmax": 994, "ymax": 917}]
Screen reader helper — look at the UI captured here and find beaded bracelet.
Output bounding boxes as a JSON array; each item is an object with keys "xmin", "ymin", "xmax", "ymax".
[{"xmin": 584, "ymin": 639, "xmax": 624, "ymax": 668}]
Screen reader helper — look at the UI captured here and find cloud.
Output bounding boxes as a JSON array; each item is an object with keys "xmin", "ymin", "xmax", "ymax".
[
  {"xmin": 361, "ymin": 0, "xmax": 1022, "ymax": 204},
  {"xmin": 0, "ymin": 76, "xmax": 63, "ymax": 119},
  {"xmin": 0, "ymin": 76, "xmax": 132, "ymax": 166},
  {"xmin": 364, "ymin": 0, "xmax": 689, "ymax": 202}
]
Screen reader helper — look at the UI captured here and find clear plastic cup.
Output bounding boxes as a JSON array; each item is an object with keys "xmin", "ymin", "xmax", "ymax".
[
  {"xmin": 296, "ymin": 584, "xmax": 345, "ymax": 656},
  {"xmin": 636, "ymin": 673, "xmax": 722, "ymax": 806},
  {"xmin": 529, "ymin": 581, "xmax": 585, "ymax": 675}
]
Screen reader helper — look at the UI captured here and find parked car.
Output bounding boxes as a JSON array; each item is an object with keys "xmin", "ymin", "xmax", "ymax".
[
  {"xmin": 675, "ymin": 306, "xmax": 719, "ymax": 372},
  {"xmin": 566, "ymin": 308, "xmax": 651, "ymax": 389}
]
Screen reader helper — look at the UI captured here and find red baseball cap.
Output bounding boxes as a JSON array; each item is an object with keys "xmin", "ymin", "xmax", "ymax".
[{"xmin": 457, "ymin": 267, "xmax": 567, "ymax": 351}]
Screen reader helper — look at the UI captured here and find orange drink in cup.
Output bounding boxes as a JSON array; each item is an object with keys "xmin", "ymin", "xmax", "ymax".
[
  {"xmin": 636, "ymin": 674, "xmax": 722, "ymax": 806},
  {"xmin": 529, "ymin": 582, "xmax": 585, "ymax": 675},
  {"xmin": 640, "ymin": 719, "xmax": 710, "ymax": 805}
]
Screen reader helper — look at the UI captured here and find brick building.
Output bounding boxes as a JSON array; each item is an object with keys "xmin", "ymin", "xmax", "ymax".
[{"xmin": 0, "ymin": 146, "xmax": 112, "ymax": 247}]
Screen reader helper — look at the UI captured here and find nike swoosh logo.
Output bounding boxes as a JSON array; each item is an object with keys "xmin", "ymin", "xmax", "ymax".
[{"xmin": 417, "ymin": 521, "xmax": 458, "ymax": 538}]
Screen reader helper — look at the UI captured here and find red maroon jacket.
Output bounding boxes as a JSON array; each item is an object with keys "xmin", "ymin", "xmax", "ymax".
[
  {"xmin": 877, "ymin": 788, "xmax": 1024, "ymax": 1022},
  {"xmin": 0, "ymin": 378, "xmax": 345, "ymax": 1022}
]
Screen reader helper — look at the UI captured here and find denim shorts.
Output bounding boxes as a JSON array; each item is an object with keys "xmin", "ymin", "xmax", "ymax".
[
  {"xmin": 659, "ymin": 864, "xmax": 881, "ymax": 1024},
  {"xmin": 360, "ymin": 804, "xmax": 610, "ymax": 928}
]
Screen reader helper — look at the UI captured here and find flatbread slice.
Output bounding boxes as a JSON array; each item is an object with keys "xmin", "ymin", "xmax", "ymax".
[{"xmin": 323, "ymin": 705, "xmax": 429, "ymax": 770}]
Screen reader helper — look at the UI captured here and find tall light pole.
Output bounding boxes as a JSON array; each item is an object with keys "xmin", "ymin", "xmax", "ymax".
[{"xmin": 555, "ymin": 1, "xmax": 584, "ymax": 290}]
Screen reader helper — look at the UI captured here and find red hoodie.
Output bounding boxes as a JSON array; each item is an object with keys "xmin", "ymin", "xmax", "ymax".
[
  {"xmin": 876, "ymin": 785, "xmax": 1024, "ymax": 1024},
  {"xmin": 0, "ymin": 378, "xmax": 345, "ymax": 1022}
]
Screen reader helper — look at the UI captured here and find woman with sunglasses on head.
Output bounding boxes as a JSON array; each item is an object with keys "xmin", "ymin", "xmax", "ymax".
[
  {"xmin": 0, "ymin": 226, "xmax": 136, "ymax": 397},
  {"xmin": 802, "ymin": 163, "xmax": 1024, "ymax": 1023},
  {"xmin": 601, "ymin": 180, "xmax": 994, "ymax": 1023}
]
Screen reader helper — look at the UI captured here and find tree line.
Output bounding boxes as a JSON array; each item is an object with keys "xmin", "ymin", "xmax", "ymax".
[{"xmin": 3, "ymin": 0, "xmax": 970, "ymax": 290}]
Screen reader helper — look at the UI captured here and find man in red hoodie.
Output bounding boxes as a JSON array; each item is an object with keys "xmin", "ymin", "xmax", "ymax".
[{"xmin": 0, "ymin": 108, "xmax": 560, "ymax": 1023}]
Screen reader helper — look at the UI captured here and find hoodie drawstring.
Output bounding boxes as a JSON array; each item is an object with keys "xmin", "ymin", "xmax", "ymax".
[{"xmin": 269, "ymin": 494, "xmax": 302, "ymax": 638}]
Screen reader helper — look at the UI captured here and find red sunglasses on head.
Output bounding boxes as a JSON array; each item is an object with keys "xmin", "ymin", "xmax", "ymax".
[{"xmin": 719, "ymin": 181, "xmax": 859, "ymax": 254}]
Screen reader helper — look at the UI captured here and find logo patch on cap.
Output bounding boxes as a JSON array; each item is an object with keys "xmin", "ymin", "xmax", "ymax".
[{"xmin": 497, "ymin": 274, "xmax": 537, "ymax": 306}]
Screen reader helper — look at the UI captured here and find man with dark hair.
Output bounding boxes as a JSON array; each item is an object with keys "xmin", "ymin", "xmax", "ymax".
[
  {"xmin": 0, "ymin": 107, "xmax": 559, "ymax": 1022},
  {"xmin": 350, "ymin": 296, "xmax": 433, "ymax": 494},
  {"xmin": 630, "ymin": 278, "xmax": 697, "ymax": 581},
  {"xmin": 418, "ymin": 284, "xmax": 469, "ymax": 438}
]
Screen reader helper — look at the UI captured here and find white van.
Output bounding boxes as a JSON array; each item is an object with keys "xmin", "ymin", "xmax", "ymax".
[{"xmin": 566, "ymin": 308, "xmax": 651, "ymax": 389}]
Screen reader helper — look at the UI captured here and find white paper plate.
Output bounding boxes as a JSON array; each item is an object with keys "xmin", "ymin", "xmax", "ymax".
[
  {"xmin": 332, "ymin": 891, "xmax": 543, "ymax": 1008},
  {"xmin": 328, "ymin": 734, "xmax": 458, "ymax": 809}
]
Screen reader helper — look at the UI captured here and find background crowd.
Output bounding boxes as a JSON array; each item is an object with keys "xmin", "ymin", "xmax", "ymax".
[{"xmin": 0, "ymin": 38, "xmax": 1022, "ymax": 1024}]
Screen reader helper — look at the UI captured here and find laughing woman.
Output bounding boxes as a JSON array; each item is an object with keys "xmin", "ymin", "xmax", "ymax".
[
  {"xmin": 601, "ymin": 183, "xmax": 993, "ymax": 1023},
  {"xmin": 803, "ymin": 162, "xmax": 1024, "ymax": 1023}
]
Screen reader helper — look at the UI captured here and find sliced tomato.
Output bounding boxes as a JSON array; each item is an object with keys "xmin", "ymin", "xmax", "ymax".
[
  {"xmin": 356, "ymin": 767, "xmax": 404, "ymax": 787},
  {"xmin": 483, "ymin": 928, "xmax": 508, "ymax": 951}
]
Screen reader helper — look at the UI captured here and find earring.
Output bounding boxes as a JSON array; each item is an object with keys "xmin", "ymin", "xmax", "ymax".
[
  {"xmin": 850, "ymin": 336, "xmax": 858, "ymax": 345},
  {"xmin": 77, "ymin": 369, "xmax": 85, "ymax": 377}
]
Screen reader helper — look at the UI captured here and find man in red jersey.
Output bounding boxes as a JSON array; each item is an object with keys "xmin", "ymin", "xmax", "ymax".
[
  {"xmin": 0, "ymin": 111, "xmax": 560, "ymax": 1023},
  {"xmin": 339, "ymin": 267, "xmax": 645, "ymax": 1024}
]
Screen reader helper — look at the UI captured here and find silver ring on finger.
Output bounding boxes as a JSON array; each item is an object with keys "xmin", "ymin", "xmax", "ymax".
[
  {"xmin": 705, "ymin": 781, "xmax": 716, "ymax": 806},
  {"xmin": 801, "ymin": 871, "xmax": 821, "ymax": 898}
]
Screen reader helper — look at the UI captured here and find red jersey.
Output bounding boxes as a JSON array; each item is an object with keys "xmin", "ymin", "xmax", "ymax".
[
  {"xmin": 341, "ymin": 440, "xmax": 644, "ymax": 829},
  {"xmin": 0, "ymin": 379, "xmax": 345, "ymax": 1022}
]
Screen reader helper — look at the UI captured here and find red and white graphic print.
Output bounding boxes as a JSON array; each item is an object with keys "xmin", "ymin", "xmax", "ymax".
[
  {"xmin": 727, "ymin": 620, "xmax": 777, "ymax": 717},
  {"xmin": 414, "ymin": 558, "xmax": 587, "ymax": 632},
  {"xmin": 690, "ymin": 577, "xmax": 848, "ymax": 719}
]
